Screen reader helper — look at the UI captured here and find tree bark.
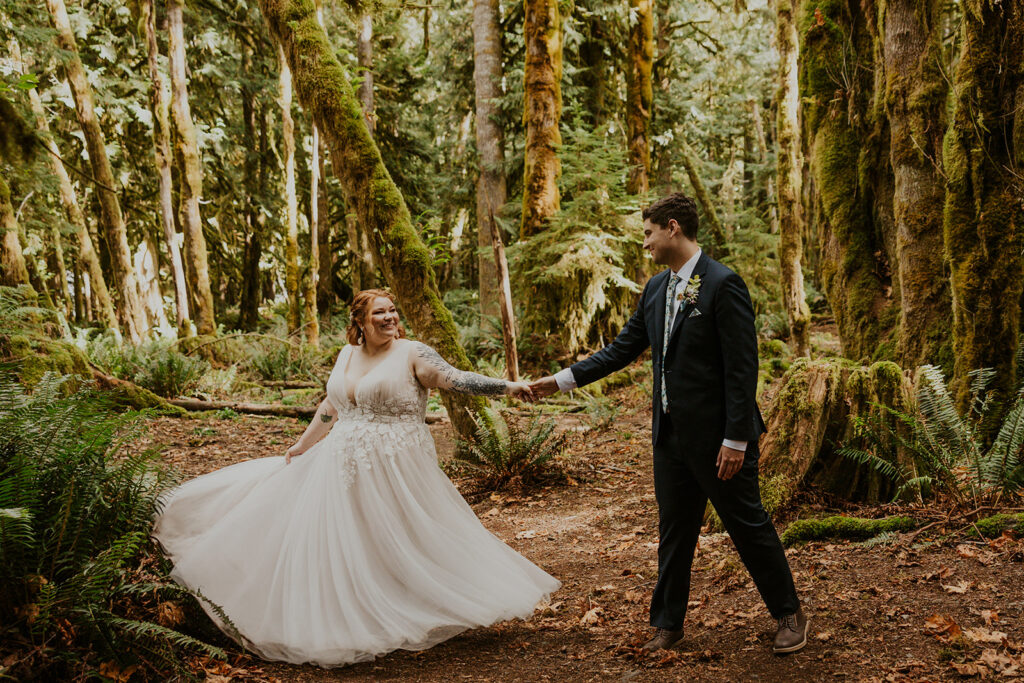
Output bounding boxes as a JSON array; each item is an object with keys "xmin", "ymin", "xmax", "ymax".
[
  {"xmin": 279, "ymin": 45, "xmax": 302, "ymax": 336},
  {"xmin": 472, "ymin": 0, "xmax": 506, "ymax": 319},
  {"xmin": 798, "ymin": 0, "xmax": 897, "ymax": 361},
  {"xmin": 679, "ymin": 139, "xmax": 728, "ymax": 258},
  {"xmin": 775, "ymin": 0, "xmax": 810, "ymax": 357},
  {"xmin": 520, "ymin": 0, "xmax": 562, "ymax": 239},
  {"xmin": 488, "ymin": 211, "xmax": 519, "ymax": 381},
  {"xmin": 749, "ymin": 99, "xmax": 778, "ymax": 233},
  {"xmin": 316, "ymin": 135, "xmax": 333, "ymax": 319},
  {"xmin": 45, "ymin": 0, "xmax": 147, "ymax": 341},
  {"xmin": 257, "ymin": 0, "xmax": 493, "ymax": 442},
  {"xmin": 304, "ymin": 125, "xmax": 321, "ymax": 347},
  {"xmin": 168, "ymin": 0, "xmax": 217, "ymax": 336},
  {"xmin": 0, "ymin": 176, "xmax": 31, "ymax": 288},
  {"xmin": 141, "ymin": 0, "xmax": 191, "ymax": 335},
  {"xmin": 942, "ymin": 0, "xmax": 1024, "ymax": 403},
  {"xmin": 239, "ymin": 49, "xmax": 263, "ymax": 332},
  {"xmin": 626, "ymin": 0, "xmax": 654, "ymax": 195},
  {"xmin": 348, "ymin": 11, "xmax": 378, "ymax": 292}
]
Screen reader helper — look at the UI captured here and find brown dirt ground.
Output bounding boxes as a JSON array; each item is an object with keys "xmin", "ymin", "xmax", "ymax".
[{"xmin": 136, "ymin": 386, "xmax": 1024, "ymax": 682}]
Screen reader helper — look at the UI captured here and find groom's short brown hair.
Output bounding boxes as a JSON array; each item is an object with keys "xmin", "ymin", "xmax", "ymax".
[{"xmin": 642, "ymin": 193, "xmax": 699, "ymax": 240}]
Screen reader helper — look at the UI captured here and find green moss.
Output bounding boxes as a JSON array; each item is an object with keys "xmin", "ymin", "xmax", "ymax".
[
  {"xmin": 780, "ymin": 515, "xmax": 917, "ymax": 546},
  {"xmin": 968, "ymin": 513, "xmax": 1024, "ymax": 539},
  {"xmin": 3, "ymin": 334, "xmax": 90, "ymax": 390}
]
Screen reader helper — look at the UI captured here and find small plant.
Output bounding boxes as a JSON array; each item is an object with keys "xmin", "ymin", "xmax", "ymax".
[
  {"xmin": 244, "ymin": 338, "xmax": 318, "ymax": 382},
  {"xmin": 455, "ymin": 406, "xmax": 569, "ymax": 490},
  {"xmin": 0, "ymin": 372, "xmax": 224, "ymax": 679},
  {"xmin": 839, "ymin": 365, "xmax": 1024, "ymax": 508},
  {"xmin": 577, "ymin": 389, "xmax": 621, "ymax": 431},
  {"xmin": 85, "ymin": 334, "xmax": 209, "ymax": 398}
]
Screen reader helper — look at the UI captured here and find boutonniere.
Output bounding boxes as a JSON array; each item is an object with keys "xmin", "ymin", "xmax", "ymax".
[{"xmin": 676, "ymin": 274, "xmax": 702, "ymax": 305}]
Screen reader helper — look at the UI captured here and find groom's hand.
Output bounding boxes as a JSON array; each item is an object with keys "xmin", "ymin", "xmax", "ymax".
[
  {"xmin": 716, "ymin": 444, "xmax": 745, "ymax": 480},
  {"xmin": 529, "ymin": 376, "xmax": 559, "ymax": 398}
]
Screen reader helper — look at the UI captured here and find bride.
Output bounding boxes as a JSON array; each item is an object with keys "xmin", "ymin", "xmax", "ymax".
[{"xmin": 153, "ymin": 289, "xmax": 560, "ymax": 667}]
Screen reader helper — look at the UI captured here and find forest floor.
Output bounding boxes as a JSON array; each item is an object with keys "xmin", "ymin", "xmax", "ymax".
[{"xmin": 137, "ymin": 384, "xmax": 1024, "ymax": 682}]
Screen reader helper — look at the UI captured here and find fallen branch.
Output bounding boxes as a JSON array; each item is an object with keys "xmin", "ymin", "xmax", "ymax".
[
  {"xmin": 167, "ymin": 397, "xmax": 445, "ymax": 423},
  {"xmin": 260, "ymin": 380, "xmax": 320, "ymax": 389}
]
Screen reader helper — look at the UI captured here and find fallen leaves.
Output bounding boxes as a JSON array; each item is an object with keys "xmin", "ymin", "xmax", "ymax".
[
  {"xmin": 924, "ymin": 613, "xmax": 962, "ymax": 642},
  {"xmin": 940, "ymin": 580, "xmax": 972, "ymax": 594}
]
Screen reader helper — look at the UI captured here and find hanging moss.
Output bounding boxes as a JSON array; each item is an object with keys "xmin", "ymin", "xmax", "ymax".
[{"xmin": 780, "ymin": 515, "xmax": 917, "ymax": 546}]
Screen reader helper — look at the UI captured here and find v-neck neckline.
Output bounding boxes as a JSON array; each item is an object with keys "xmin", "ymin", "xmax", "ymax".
[{"xmin": 342, "ymin": 341, "xmax": 401, "ymax": 407}]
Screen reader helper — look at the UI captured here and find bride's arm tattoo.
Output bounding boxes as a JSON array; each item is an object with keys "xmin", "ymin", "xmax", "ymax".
[{"xmin": 416, "ymin": 345, "xmax": 508, "ymax": 396}]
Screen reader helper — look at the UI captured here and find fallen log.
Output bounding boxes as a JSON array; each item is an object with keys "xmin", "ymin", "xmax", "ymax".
[
  {"xmin": 167, "ymin": 397, "xmax": 446, "ymax": 423},
  {"xmin": 260, "ymin": 380, "xmax": 320, "ymax": 389}
]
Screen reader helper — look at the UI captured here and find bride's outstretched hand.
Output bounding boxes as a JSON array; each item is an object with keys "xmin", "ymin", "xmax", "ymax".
[
  {"xmin": 285, "ymin": 443, "xmax": 305, "ymax": 464},
  {"xmin": 506, "ymin": 381, "xmax": 536, "ymax": 403}
]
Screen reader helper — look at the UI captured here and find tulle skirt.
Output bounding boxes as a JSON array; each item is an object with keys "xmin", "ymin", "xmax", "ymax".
[{"xmin": 152, "ymin": 418, "xmax": 560, "ymax": 667}]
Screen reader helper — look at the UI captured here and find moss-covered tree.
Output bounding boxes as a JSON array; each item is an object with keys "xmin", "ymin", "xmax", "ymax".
[
  {"xmin": 46, "ymin": 0, "xmax": 148, "ymax": 341},
  {"xmin": 626, "ymin": 0, "xmax": 654, "ymax": 195},
  {"xmin": 776, "ymin": 0, "xmax": 810, "ymax": 357},
  {"xmin": 256, "ymin": 0, "xmax": 490, "ymax": 441},
  {"xmin": 942, "ymin": 0, "xmax": 1024, "ymax": 403},
  {"xmin": 168, "ymin": 0, "xmax": 216, "ymax": 336},
  {"xmin": 799, "ymin": 0, "xmax": 897, "ymax": 361},
  {"xmin": 278, "ymin": 45, "xmax": 301, "ymax": 336}
]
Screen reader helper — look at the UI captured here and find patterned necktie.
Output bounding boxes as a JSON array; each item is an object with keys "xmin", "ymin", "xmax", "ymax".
[{"xmin": 661, "ymin": 273, "xmax": 681, "ymax": 414}]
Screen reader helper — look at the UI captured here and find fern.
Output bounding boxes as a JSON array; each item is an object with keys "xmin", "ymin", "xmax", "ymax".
[{"xmin": 455, "ymin": 406, "xmax": 569, "ymax": 490}]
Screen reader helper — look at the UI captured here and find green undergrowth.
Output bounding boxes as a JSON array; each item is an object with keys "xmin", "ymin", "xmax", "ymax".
[
  {"xmin": 968, "ymin": 512, "xmax": 1024, "ymax": 539},
  {"xmin": 780, "ymin": 515, "xmax": 918, "ymax": 546}
]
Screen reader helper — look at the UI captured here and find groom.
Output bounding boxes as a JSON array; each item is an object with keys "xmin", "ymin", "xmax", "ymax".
[{"xmin": 531, "ymin": 193, "xmax": 807, "ymax": 654}]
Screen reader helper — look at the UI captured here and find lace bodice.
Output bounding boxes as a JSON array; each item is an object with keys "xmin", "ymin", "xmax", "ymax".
[{"xmin": 325, "ymin": 340, "xmax": 428, "ymax": 424}]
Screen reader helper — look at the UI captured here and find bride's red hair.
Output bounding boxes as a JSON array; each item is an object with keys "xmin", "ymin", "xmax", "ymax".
[{"xmin": 347, "ymin": 289, "xmax": 407, "ymax": 345}]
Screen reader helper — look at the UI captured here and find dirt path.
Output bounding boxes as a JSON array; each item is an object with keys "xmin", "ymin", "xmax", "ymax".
[{"xmin": 140, "ymin": 392, "xmax": 1024, "ymax": 682}]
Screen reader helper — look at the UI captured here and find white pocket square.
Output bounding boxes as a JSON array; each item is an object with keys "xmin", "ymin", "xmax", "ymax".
[{"xmin": 688, "ymin": 308, "xmax": 702, "ymax": 318}]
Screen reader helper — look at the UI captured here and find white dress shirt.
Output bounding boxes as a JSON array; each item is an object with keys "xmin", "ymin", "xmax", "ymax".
[{"xmin": 553, "ymin": 248, "xmax": 748, "ymax": 452}]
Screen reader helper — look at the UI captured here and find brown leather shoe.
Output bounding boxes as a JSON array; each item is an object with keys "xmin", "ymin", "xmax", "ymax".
[
  {"xmin": 773, "ymin": 608, "xmax": 809, "ymax": 654},
  {"xmin": 642, "ymin": 627, "xmax": 685, "ymax": 651}
]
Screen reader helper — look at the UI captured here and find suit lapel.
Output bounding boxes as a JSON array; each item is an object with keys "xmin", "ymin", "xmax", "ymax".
[
  {"xmin": 651, "ymin": 269, "xmax": 672, "ymax": 362},
  {"xmin": 669, "ymin": 251, "xmax": 710, "ymax": 344}
]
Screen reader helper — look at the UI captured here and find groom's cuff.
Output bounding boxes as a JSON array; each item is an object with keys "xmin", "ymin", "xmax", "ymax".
[
  {"xmin": 722, "ymin": 438, "xmax": 747, "ymax": 451},
  {"xmin": 553, "ymin": 368, "xmax": 578, "ymax": 392}
]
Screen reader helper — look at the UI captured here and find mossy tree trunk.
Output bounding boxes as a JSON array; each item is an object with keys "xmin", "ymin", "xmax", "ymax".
[
  {"xmin": 625, "ymin": 0, "xmax": 654, "ymax": 196},
  {"xmin": 347, "ymin": 10, "xmax": 378, "ymax": 293},
  {"xmin": 942, "ymin": 0, "xmax": 1024, "ymax": 404},
  {"xmin": 305, "ymin": 126, "xmax": 321, "ymax": 347},
  {"xmin": 168, "ymin": 0, "xmax": 216, "ymax": 336},
  {"xmin": 46, "ymin": 0, "xmax": 147, "ymax": 342},
  {"xmin": 879, "ymin": 0, "xmax": 950, "ymax": 371},
  {"xmin": 798, "ymin": 0, "xmax": 898, "ymax": 361},
  {"xmin": 755, "ymin": 358, "xmax": 918, "ymax": 515},
  {"xmin": 140, "ymin": 0, "xmax": 191, "ymax": 336},
  {"xmin": 472, "ymin": 0, "xmax": 506, "ymax": 318},
  {"xmin": 278, "ymin": 45, "xmax": 302, "ymax": 336},
  {"xmin": 775, "ymin": 0, "xmax": 810, "ymax": 357},
  {"xmin": 26, "ymin": 86, "xmax": 118, "ymax": 331},
  {"xmin": 0, "ymin": 176, "xmax": 31, "ymax": 288},
  {"xmin": 315, "ymin": 135, "xmax": 333, "ymax": 320},
  {"xmin": 521, "ymin": 0, "xmax": 562, "ymax": 240},
  {"xmin": 679, "ymin": 139, "xmax": 728, "ymax": 258},
  {"xmin": 257, "ymin": 0, "xmax": 490, "ymax": 442}
]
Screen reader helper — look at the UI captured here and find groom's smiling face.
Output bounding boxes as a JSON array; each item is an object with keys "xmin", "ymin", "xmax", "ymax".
[{"xmin": 642, "ymin": 218, "xmax": 681, "ymax": 265}]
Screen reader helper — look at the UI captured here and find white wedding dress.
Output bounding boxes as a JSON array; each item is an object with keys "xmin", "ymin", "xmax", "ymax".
[{"xmin": 153, "ymin": 340, "xmax": 559, "ymax": 667}]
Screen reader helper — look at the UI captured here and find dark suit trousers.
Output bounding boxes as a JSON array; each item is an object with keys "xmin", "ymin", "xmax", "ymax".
[{"xmin": 650, "ymin": 414, "xmax": 799, "ymax": 629}]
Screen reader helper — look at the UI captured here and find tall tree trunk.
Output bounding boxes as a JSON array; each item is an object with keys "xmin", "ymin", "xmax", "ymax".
[
  {"xmin": 798, "ymin": 0, "xmax": 896, "ymax": 361},
  {"xmin": 316, "ymin": 136, "xmax": 333, "ymax": 319},
  {"xmin": 472, "ymin": 0, "xmax": 507, "ymax": 319},
  {"xmin": 942, "ymin": 0, "xmax": 1024, "ymax": 403},
  {"xmin": 679, "ymin": 139, "xmax": 728, "ymax": 258},
  {"xmin": 347, "ymin": 11, "xmax": 378, "ymax": 292},
  {"xmin": 775, "ymin": 0, "xmax": 810, "ymax": 356},
  {"xmin": 239, "ymin": 49, "xmax": 263, "ymax": 332},
  {"xmin": 168, "ymin": 0, "xmax": 216, "ymax": 336},
  {"xmin": 258, "ymin": 0, "xmax": 491, "ymax": 443},
  {"xmin": 73, "ymin": 254, "xmax": 83, "ymax": 323},
  {"xmin": 141, "ymin": 0, "xmax": 191, "ymax": 335},
  {"xmin": 304, "ymin": 126, "xmax": 321, "ymax": 347},
  {"xmin": 880, "ymin": 0, "xmax": 950, "ymax": 370},
  {"xmin": 279, "ymin": 45, "xmax": 302, "ymax": 336},
  {"xmin": 0, "ymin": 177, "xmax": 31, "ymax": 288},
  {"xmin": 26, "ymin": 82, "xmax": 118, "ymax": 331},
  {"xmin": 45, "ymin": 0, "xmax": 147, "ymax": 341},
  {"xmin": 626, "ymin": 0, "xmax": 654, "ymax": 195},
  {"xmin": 521, "ymin": 0, "xmax": 562, "ymax": 239},
  {"xmin": 750, "ymin": 98, "xmax": 778, "ymax": 233}
]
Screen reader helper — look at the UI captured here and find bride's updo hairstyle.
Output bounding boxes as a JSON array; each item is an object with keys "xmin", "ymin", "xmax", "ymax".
[{"xmin": 347, "ymin": 289, "xmax": 407, "ymax": 345}]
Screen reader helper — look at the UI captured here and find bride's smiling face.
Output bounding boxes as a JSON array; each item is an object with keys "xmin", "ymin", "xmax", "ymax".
[{"xmin": 362, "ymin": 296, "xmax": 401, "ymax": 346}]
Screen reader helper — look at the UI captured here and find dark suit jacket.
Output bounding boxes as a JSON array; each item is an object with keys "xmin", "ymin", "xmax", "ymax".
[{"xmin": 570, "ymin": 251, "xmax": 767, "ymax": 449}]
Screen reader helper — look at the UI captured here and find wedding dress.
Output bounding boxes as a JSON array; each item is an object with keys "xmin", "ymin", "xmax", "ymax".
[{"xmin": 153, "ymin": 340, "xmax": 559, "ymax": 667}]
